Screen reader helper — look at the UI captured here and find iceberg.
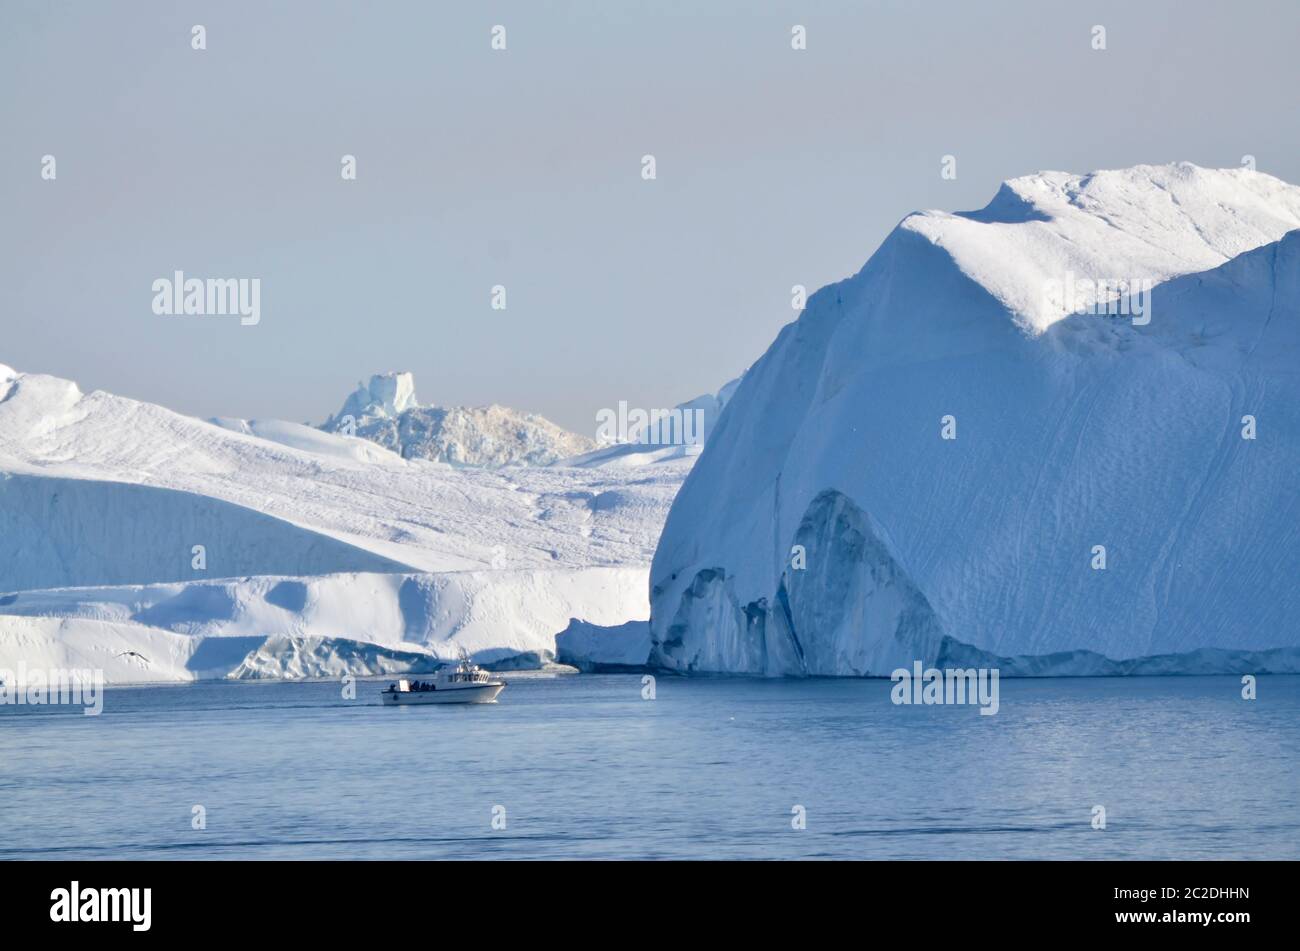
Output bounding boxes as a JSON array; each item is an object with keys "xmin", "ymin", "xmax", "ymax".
[
  {"xmin": 649, "ymin": 164, "xmax": 1300, "ymax": 676},
  {"xmin": 322, "ymin": 371, "xmax": 596, "ymax": 466},
  {"xmin": 559, "ymin": 375, "xmax": 744, "ymax": 468},
  {"xmin": 0, "ymin": 365, "xmax": 688, "ymax": 681},
  {"xmin": 555, "ymin": 618, "xmax": 652, "ymax": 671}
]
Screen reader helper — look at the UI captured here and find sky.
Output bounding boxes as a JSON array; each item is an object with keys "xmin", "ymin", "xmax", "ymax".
[{"xmin": 3, "ymin": 0, "xmax": 1300, "ymax": 435}]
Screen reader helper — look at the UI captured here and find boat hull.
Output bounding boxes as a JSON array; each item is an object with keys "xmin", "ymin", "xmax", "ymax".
[{"xmin": 381, "ymin": 682, "xmax": 505, "ymax": 705}]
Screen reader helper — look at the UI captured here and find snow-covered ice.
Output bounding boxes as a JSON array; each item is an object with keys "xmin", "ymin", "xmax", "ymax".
[
  {"xmin": 0, "ymin": 366, "xmax": 688, "ymax": 681},
  {"xmin": 649, "ymin": 164, "xmax": 1300, "ymax": 677}
]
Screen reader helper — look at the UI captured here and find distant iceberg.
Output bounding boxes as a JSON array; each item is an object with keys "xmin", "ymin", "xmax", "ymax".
[
  {"xmin": 555, "ymin": 618, "xmax": 652, "ymax": 671},
  {"xmin": 322, "ymin": 371, "xmax": 597, "ymax": 466}
]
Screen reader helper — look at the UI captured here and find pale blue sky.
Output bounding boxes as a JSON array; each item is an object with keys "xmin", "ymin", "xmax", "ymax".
[{"xmin": 3, "ymin": 0, "xmax": 1299, "ymax": 433}]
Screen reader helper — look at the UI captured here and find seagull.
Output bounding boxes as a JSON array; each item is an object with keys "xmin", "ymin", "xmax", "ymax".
[{"xmin": 117, "ymin": 650, "xmax": 151, "ymax": 664}]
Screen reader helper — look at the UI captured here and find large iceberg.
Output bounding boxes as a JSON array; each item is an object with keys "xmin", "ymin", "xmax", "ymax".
[
  {"xmin": 0, "ymin": 364, "xmax": 686, "ymax": 681},
  {"xmin": 648, "ymin": 164, "xmax": 1300, "ymax": 676}
]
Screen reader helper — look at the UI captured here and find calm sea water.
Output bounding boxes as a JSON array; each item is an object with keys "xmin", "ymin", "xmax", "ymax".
[{"xmin": 1, "ymin": 672, "xmax": 1296, "ymax": 860}]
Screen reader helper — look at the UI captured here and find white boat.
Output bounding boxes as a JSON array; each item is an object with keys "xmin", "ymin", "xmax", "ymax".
[{"xmin": 380, "ymin": 660, "xmax": 505, "ymax": 705}]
